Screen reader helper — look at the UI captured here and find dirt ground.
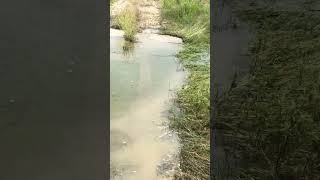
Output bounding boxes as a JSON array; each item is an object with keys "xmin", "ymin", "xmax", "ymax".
[{"xmin": 111, "ymin": 0, "xmax": 161, "ymax": 30}]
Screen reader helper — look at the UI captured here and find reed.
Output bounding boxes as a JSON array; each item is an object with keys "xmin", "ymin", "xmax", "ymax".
[{"xmin": 116, "ymin": 6, "xmax": 138, "ymax": 42}]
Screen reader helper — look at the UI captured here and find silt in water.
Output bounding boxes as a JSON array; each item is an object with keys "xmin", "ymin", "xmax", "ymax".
[{"xmin": 110, "ymin": 29, "xmax": 185, "ymax": 180}]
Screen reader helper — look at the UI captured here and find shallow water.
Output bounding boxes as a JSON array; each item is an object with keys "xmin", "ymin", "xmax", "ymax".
[{"xmin": 110, "ymin": 29, "xmax": 184, "ymax": 180}]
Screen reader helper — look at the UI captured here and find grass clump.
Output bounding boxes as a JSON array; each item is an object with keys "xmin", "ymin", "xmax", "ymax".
[
  {"xmin": 216, "ymin": 5, "xmax": 320, "ymax": 180},
  {"xmin": 171, "ymin": 67, "xmax": 210, "ymax": 179},
  {"xmin": 116, "ymin": 6, "xmax": 138, "ymax": 42},
  {"xmin": 162, "ymin": 0, "xmax": 209, "ymax": 44},
  {"xmin": 161, "ymin": 0, "xmax": 210, "ymax": 179}
]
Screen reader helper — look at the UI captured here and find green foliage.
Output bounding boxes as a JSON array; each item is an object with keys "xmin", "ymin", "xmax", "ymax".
[
  {"xmin": 162, "ymin": 0, "xmax": 207, "ymax": 24},
  {"xmin": 170, "ymin": 69, "xmax": 210, "ymax": 179},
  {"xmin": 161, "ymin": 0, "xmax": 210, "ymax": 43},
  {"xmin": 216, "ymin": 8, "xmax": 320, "ymax": 179},
  {"xmin": 161, "ymin": 0, "xmax": 210, "ymax": 178},
  {"xmin": 116, "ymin": 7, "xmax": 138, "ymax": 42}
]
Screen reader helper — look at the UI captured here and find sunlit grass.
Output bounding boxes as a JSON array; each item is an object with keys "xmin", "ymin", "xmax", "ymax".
[
  {"xmin": 162, "ymin": 0, "xmax": 209, "ymax": 43},
  {"xmin": 161, "ymin": 0, "xmax": 210, "ymax": 179},
  {"xmin": 116, "ymin": 6, "xmax": 138, "ymax": 42}
]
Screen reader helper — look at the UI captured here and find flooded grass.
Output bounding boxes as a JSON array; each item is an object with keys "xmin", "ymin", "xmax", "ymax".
[
  {"xmin": 116, "ymin": 6, "xmax": 138, "ymax": 42},
  {"xmin": 161, "ymin": 0, "xmax": 210, "ymax": 179},
  {"xmin": 122, "ymin": 40, "xmax": 135, "ymax": 57}
]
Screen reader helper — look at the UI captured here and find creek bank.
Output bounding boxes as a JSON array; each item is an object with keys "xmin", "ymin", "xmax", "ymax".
[
  {"xmin": 111, "ymin": 0, "xmax": 161, "ymax": 30},
  {"xmin": 111, "ymin": 0, "xmax": 211, "ymax": 179},
  {"xmin": 160, "ymin": 0, "xmax": 210, "ymax": 179}
]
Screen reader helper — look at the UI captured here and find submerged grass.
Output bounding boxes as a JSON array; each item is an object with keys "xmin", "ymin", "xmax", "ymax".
[
  {"xmin": 116, "ymin": 6, "xmax": 138, "ymax": 42},
  {"xmin": 161, "ymin": 0, "xmax": 210, "ymax": 179}
]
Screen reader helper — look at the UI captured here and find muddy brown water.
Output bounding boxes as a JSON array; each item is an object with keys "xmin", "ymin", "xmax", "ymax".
[{"xmin": 110, "ymin": 29, "xmax": 185, "ymax": 180}]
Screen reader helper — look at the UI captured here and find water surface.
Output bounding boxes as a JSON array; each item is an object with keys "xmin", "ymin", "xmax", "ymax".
[{"xmin": 110, "ymin": 29, "xmax": 184, "ymax": 179}]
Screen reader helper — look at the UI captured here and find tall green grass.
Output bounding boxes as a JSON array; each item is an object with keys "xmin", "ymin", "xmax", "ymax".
[
  {"xmin": 162, "ymin": 0, "xmax": 209, "ymax": 43},
  {"xmin": 163, "ymin": 0, "xmax": 206, "ymax": 24},
  {"xmin": 161, "ymin": 0, "xmax": 210, "ymax": 179},
  {"xmin": 116, "ymin": 7, "xmax": 138, "ymax": 42}
]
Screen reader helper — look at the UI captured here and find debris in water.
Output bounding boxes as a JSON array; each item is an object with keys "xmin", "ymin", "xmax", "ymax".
[
  {"xmin": 157, "ymin": 153, "xmax": 181, "ymax": 178},
  {"xmin": 67, "ymin": 69, "xmax": 73, "ymax": 73}
]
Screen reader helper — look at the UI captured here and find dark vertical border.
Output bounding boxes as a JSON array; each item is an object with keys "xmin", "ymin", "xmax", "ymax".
[
  {"xmin": 0, "ymin": 0, "xmax": 110, "ymax": 179},
  {"xmin": 210, "ymin": 0, "xmax": 216, "ymax": 179},
  {"xmin": 98, "ymin": 0, "xmax": 110, "ymax": 178},
  {"xmin": 211, "ymin": 0, "xmax": 254, "ymax": 179},
  {"xmin": 104, "ymin": 0, "xmax": 110, "ymax": 178}
]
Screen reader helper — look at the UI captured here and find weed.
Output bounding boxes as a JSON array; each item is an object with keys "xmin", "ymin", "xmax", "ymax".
[
  {"xmin": 161, "ymin": 0, "xmax": 210, "ymax": 178},
  {"xmin": 116, "ymin": 6, "xmax": 138, "ymax": 42},
  {"xmin": 216, "ymin": 6, "xmax": 320, "ymax": 179},
  {"xmin": 162, "ymin": 0, "xmax": 209, "ymax": 43}
]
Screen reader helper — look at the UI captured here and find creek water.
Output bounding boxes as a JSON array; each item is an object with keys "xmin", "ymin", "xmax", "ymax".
[{"xmin": 110, "ymin": 29, "xmax": 185, "ymax": 180}]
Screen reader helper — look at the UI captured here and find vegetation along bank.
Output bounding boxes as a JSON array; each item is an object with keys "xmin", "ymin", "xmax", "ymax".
[{"xmin": 161, "ymin": 0, "xmax": 210, "ymax": 179}]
